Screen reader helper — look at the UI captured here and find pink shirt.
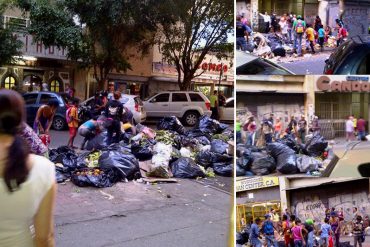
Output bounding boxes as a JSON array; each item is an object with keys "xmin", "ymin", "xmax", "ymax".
[{"xmin": 292, "ymin": 226, "xmax": 303, "ymax": 241}]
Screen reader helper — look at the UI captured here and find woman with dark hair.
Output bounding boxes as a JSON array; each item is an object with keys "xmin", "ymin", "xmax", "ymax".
[
  {"xmin": 0, "ymin": 89, "xmax": 56, "ymax": 246},
  {"xmin": 33, "ymin": 99, "xmax": 59, "ymax": 134}
]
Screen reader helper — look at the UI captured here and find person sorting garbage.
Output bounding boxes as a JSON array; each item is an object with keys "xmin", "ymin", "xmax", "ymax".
[{"xmin": 78, "ymin": 116, "xmax": 106, "ymax": 150}]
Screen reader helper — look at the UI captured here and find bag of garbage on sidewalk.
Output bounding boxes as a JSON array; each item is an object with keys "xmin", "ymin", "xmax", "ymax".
[
  {"xmin": 197, "ymin": 115, "xmax": 229, "ymax": 135},
  {"xmin": 157, "ymin": 116, "xmax": 186, "ymax": 135},
  {"xmin": 267, "ymin": 143, "xmax": 298, "ymax": 174},
  {"xmin": 86, "ymin": 131, "xmax": 109, "ymax": 150},
  {"xmin": 210, "ymin": 139, "xmax": 228, "ymax": 154},
  {"xmin": 277, "ymin": 134, "xmax": 300, "ymax": 153},
  {"xmin": 170, "ymin": 157, "xmax": 206, "ymax": 178},
  {"xmin": 52, "ymin": 151, "xmax": 79, "ymax": 171},
  {"xmin": 236, "ymin": 162, "xmax": 247, "ymax": 176},
  {"xmin": 250, "ymin": 152, "xmax": 276, "ymax": 175},
  {"xmin": 55, "ymin": 170, "xmax": 68, "ymax": 183},
  {"xmin": 296, "ymin": 155, "xmax": 322, "ymax": 173},
  {"xmin": 71, "ymin": 168, "xmax": 116, "ymax": 188},
  {"xmin": 131, "ymin": 140, "xmax": 153, "ymax": 161},
  {"xmin": 98, "ymin": 150, "xmax": 140, "ymax": 181},
  {"xmin": 305, "ymin": 134, "xmax": 328, "ymax": 157},
  {"xmin": 149, "ymin": 142, "xmax": 173, "ymax": 178},
  {"xmin": 213, "ymin": 162, "xmax": 233, "ymax": 177}
]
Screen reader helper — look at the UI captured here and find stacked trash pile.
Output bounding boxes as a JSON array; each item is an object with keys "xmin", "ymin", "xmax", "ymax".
[
  {"xmin": 236, "ymin": 133, "xmax": 329, "ymax": 176},
  {"xmin": 53, "ymin": 116, "xmax": 234, "ymax": 187}
]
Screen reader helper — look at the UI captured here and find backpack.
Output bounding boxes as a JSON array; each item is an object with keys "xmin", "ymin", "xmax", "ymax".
[
  {"xmin": 296, "ymin": 20, "xmax": 304, "ymax": 34},
  {"xmin": 66, "ymin": 107, "xmax": 73, "ymax": 123},
  {"xmin": 263, "ymin": 221, "xmax": 274, "ymax": 235}
]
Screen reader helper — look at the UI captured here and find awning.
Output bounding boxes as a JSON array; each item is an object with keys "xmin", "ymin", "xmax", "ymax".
[
  {"xmin": 283, "ymin": 178, "xmax": 368, "ymax": 191},
  {"xmin": 236, "ymin": 90, "xmax": 307, "ymax": 94}
]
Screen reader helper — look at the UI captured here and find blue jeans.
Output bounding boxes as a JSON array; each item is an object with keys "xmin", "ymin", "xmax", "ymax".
[
  {"xmin": 251, "ymin": 238, "xmax": 262, "ymax": 247},
  {"xmin": 247, "ymin": 132, "xmax": 255, "ymax": 146},
  {"xmin": 237, "ymin": 37, "xmax": 247, "ymax": 51},
  {"xmin": 236, "ymin": 131, "xmax": 242, "ymax": 144},
  {"xmin": 294, "ymin": 240, "xmax": 303, "ymax": 247},
  {"xmin": 358, "ymin": 130, "xmax": 366, "ymax": 141},
  {"xmin": 307, "ymin": 231, "xmax": 314, "ymax": 247},
  {"xmin": 294, "ymin": 33, "xmax": 303, "ymax": 55},
  {"xmin": 265, "ymin": 235, "xmax": 277, "ymax": 247}
]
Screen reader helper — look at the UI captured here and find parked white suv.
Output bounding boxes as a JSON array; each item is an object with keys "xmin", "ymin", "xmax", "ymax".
[{"xmin": 143, "ymin": 91, "xmax": 212, "ymax": 126}]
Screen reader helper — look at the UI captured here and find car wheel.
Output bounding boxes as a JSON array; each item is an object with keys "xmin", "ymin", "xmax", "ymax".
[
  {"xmin": 53, "ymin": 116, "xmax": 66, "ymax": 131},
  {"xmin": 183, "ymin": 111, "xmax": 199, "ymax": 126}
]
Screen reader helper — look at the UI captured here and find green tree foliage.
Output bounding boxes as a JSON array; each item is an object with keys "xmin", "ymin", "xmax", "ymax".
[
  {"xmin": 156, "ymin": 0, "xmax": 234, "ymax": 90},
  {"xmin": 0, "ymin": 1, "xmax": 23, "ymax": 66},
  {"xmin": 17, "ymin": 0, "xmax": 160, "ymax": 89}
]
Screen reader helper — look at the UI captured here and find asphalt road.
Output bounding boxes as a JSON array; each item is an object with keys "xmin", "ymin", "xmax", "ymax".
[
  {"xmin": 49, "ymin": 124, "xmax": 234, "ymax": 246},
  {"xmin": 277, "ymin": 52, "xmax": 330, "ymax": 75}
]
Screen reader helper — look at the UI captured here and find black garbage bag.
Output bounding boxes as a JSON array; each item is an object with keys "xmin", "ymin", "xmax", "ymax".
[
  {"xmin": 213, "ymin": 163, "xmax": 233, "ymax": 177},
  {"xmin": 49, "ymin": 149, "xmax": 59, "ymax": 162},
  {"xmin": 213, "ymin": 153, "xmax": 233, "ymax": 163},
  {"xmin": 236, "ymin": 163, "xmax": 247, "ymax": 176},
  {"xmin": 71, "ymin": 168, "xmax": 116, "ymax": 188},
  {"xmin": 237, "ymin": 149, "xmax": 253, "ymax": 170},
  {"xmin": 222, "ymin": 128, "xmax": 234, "ymax": 140},
  {"xmin": 98, "ymin": 150, "xmax": 140, "ymax": 181},
  {"xmin": 170, "ymin": 157, "xmax": 206, "ymax": 178},
  {"xmin": 210, "ymin": 139, "xmax": 228, "ymax": 154},
  {"xmin": 236, "ymin": 230, "xmax": 249, "ymax": 245},
  {"xmin": 250, "ymin": 153, "xmax": 276, "ymax": 175},
  {"xmin": 196, "ymin": 151, "xmax": 214, "ymax": 168},
  {"xmin": 131, "ymin": 142, "xmax": 153, "ymax": 161},
  {"xmin": 296, "ymin": 155, "xmax": 322, "ymax": 173},
  {"xmin": 55, "ymin": 170, "xmax": 67, "ymax": 183},
  {"xmin": 197, "ymin": 115, "xmax": 227, "ymax": 135},
  {"xmin": 180, "ymin": 136, "xmax": 199, "ymax": 149},
  {"xmin": 272, "ymin": 47, "xmax": 286, "ymax": 57},
  {"xmin": 53, "ymin": 152, "xmax": 78, "ymax": 171},
  {"xmin": 56, "ymin": 146, "xmax": 75, "ymax": 154},
  {"xmin": 86, "ymin": 132, "xmax": 109, "ymax": 150},
  {"xmin": 186, "ymin": 128, "xmax": 212, "ymax": 140},
  {"xmin": 236, "ymin": 145, "xmax": 246, "ymax": 157},
  {"xmin": 194, "ymin": 136, "xmax": 211, "ymax": 146},
  {"xmin": 305, "ymin": 134, "xmax": 328, "ymax": 157},
  {"xmin": 277, "ymin": 135, "xmax": 299, "ymax": 153},
  {"xmin": 102, "ymin": 141, "xmax": 131, "ymax": 153},
  {"xmin": 120, "ymin": 132, "xmax": 134, "ymax": 143},
  {"xmin": 157, "ymin": 116, "xmax": 186, "ymax": 135},
  {"xmin": 267, "ymin": 143, "xmax": 298, "ymax": 174}
]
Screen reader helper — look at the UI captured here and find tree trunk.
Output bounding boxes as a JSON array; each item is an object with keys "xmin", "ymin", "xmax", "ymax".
[{"xmin": 179, "ymin": 72, "xmax": 194, "ymax": 91}]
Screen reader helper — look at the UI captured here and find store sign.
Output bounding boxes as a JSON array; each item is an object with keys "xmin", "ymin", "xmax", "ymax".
[
  {"xmin": 200, "ymin": 63, "xmax": 228, "ymax": 73},
  {"xmin": 316, "ymin": 76, "xmax": 370, "ymax": 92},
  {"xmin": 236, "ymin": 177, "xmax": 279, "ymax": 192}
]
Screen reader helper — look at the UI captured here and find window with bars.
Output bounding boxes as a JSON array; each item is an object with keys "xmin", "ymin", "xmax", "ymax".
[
  {"xmin": 3, "ymin": 76, "xmax": 16, "ymax": 89},
  {"xmin": 1, "ymin": 16, "xmax": 29, "ymax": 33},
  {"xmin": 50, "ymin": 80, "xmax": 61, "ymax": 92}
]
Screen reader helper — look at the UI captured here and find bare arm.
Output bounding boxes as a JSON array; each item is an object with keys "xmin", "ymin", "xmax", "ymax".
[
  {"xmin": 33, "ymin": 183, "xmax": 57, "ymax": 247},
  {"xmin": 35, "ymin": 107, "xmax": 44, "ymax": 132}
]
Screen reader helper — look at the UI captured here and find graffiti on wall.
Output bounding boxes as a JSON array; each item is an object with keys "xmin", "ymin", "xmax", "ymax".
[{"xmin": 292, "ymin": 192, "xmax": 370, "ymax": 223}]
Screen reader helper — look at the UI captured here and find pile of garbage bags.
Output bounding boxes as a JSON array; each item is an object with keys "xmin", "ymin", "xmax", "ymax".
[
  {"xmin": 52, "ymin": 115, "xmax": 234, "ymax": 187},
  {"xmin": 236, "ymin": 133, "xmax": 328, "ymax": 176}
]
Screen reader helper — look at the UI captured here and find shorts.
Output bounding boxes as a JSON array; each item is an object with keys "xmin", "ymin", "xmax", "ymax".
[{"xmin": 69, "ymin": 127, "xmax": 77, "ymax": 137}]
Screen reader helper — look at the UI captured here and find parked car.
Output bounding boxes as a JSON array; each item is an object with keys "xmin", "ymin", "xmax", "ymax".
[
  {"xmin": 219, "ymin": 97, "xmax": 234, "ymax": 122},
  {"xmin": 23, "ymin": 91, "xmax": 69, "ymax": 131},
  {"xmin": 324, "ymin": 35, "xmax": 370, "ymax": 75},
  {"xmin": 143, "ymin": 91, "xmax": 212, "ymax": 126},
  {"xmin": 79, "ymin": 94, "xmax": 146, "ymax": 124},
  {"xmin": 322, "ymin": 142, "xmax": 370, "ymax": 177},
  {"xmin": 236, "ymin": 50, "xmax": 295, "ymax": 75}
]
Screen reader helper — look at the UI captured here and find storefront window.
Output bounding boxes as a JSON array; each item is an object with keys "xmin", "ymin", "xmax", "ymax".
[
  {"xmin": 3, "ymin": 75, "xmax": 16, "ymax": 89},
  {"xmin": 50, "ymin": 79, "xmax": 61, "ymax": 92},
  {"xmin": 195, "ymin": 85, "xmax": 212, "ymax": 97}
]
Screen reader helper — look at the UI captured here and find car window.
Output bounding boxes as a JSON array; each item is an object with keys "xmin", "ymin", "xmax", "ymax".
[
  {"xmin": 358, "ymin": 163, "xmax": 370, "ymax": 177},
  {"xmin": 153, "ymin": 93, "xmax": 169, "ymax": 102},
  {"xmin": 330, "ymin": 40, "xmax": 355, "ymax": 66},
  {"xmin": 189, "ymin": 93, "xmax": 204, "ymax": 102},
  {"xmin": 23, "ymin": 94, "xmax": 38, "ymax": 105},
  {"xmin": 236, "ymin": 59, "xmax": 290, "ymax": 75},
  {"xmin": 225, "ymin": 99, "xmax": 234, "ymax": 108},
  {"xmin": 357, "ymin": 53, "xmax": 369, "ymax": 75},
  {"xmin": 40, "ymin": 94, "xmax": 58, "ymax": 105},
  {"xmin": 172, "ymin": 93, "xmax": 188, "ymax": 102}
]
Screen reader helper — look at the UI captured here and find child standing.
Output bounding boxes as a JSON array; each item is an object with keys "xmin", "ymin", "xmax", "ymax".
[
  {"xmin": 320, "ymin": 217, "xmax": 333, "ymax": 247},
  {"xmin": 67, "ymin": 98, "xmax": 80, "ymax": 148},
  {"xmin": 318, "ymin": 24, "xmax": 325, "ymax": 52},
  {"xmin": 305, "ymin": 24, "xmax": 315, "ymax": 54}
]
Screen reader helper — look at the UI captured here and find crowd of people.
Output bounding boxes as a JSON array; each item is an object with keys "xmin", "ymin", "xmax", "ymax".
[
  {"xmin": 241, "ymin": 207, "xmax": 369, "ymax": 247},
  {"xmin": 236, "ymin": 12, "xmax": 348, "ymax": 56},
  {"xmin": 235, "ymin": 114, "xmax": 319, "ymax": 146},
  {"xmin": 345, "ymin": 116, "xmax": 367, "ymax": 142}
]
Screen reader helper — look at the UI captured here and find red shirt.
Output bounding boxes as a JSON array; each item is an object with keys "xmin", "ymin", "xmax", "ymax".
[{"xmin": 357, "ymin": 119, "xmax": 366, "ymax": 131}]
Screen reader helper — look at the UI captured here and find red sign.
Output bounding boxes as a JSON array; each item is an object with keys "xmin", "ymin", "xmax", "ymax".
[{"xmin": 200, "ymin": 63, "xmax": 228, "ymax": 73}]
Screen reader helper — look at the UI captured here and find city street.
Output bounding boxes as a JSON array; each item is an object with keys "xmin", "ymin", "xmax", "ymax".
[{"xmin": 49, "ymin": 123, "xmax": 233, "ymax": 247}]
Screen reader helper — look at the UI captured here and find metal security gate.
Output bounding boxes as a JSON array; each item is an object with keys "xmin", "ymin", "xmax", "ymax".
[{"xmin": 316, "ymin": 102, "xmax": 351, "ymax": 138}]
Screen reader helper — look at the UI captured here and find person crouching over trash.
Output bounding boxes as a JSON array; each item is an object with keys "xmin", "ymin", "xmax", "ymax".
[
  {"xmin": 120, "ymin": 106, "xmax": 137, "ymax": 136},
  {"xmin": 78, "ymin": 116, "xmax": 106, "ymax": 150}
]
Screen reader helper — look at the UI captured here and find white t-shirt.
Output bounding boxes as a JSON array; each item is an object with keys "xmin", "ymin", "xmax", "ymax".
[
  {"xmin": 279, "ymin": 20, "xmax": 288, "ymax": 34},
  {"xmin": 346, "ymin": 120, "xmax": 354, "ymax": 132},
  {"xmin": 0, "ymin": 154, "xmax": 55, "ymax": 247}
]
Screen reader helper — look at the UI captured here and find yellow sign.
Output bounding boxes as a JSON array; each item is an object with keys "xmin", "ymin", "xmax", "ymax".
[{"xmin": 236, "ymin": 177, "xmax": 279, "ymax": 192}]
